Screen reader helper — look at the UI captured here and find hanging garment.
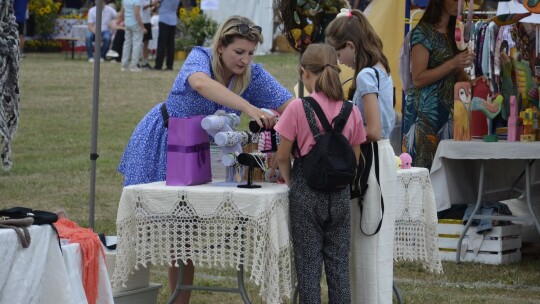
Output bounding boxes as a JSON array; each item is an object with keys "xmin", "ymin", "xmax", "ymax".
[{"xmin": 0, "ymin": 0, "xmax": 20, "ymax": 170}]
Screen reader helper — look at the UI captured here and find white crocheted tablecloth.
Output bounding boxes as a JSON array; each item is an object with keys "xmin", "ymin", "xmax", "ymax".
[
  {"xmin": 394, "ymin": 167, "xmax": 443, "ymax": 274},
  {"xmin": 112, "ymin": 181, "xmax": 293, "ymax": 304}
]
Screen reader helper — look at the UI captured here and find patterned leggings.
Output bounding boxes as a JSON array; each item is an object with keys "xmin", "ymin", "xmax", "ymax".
[{"xmin": 289, "ymin": 160, "xmax": 351, "ymax": 304}]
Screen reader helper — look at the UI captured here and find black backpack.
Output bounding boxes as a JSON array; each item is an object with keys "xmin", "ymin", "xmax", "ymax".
[{"xmin": 296, "ymin": 97, "xmax": 357, "ymax": 192}]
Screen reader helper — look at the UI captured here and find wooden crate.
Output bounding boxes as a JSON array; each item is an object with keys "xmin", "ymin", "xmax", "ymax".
[
  {"xmin": 437, "ymin": 219, "xmax": 522, "ymax": 264},
  {"xmin": 114, "ymin": 283, "xmax": 162, "ymax": 304}
]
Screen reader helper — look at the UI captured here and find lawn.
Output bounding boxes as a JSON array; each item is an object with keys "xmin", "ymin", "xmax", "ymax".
[{"xmin": 2, "ymin": 52, "xmax": 539, "ymax": 303}]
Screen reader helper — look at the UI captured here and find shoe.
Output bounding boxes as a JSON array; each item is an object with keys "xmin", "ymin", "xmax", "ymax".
[
  {"xmin": 153, "ymin": 67, "xmax": 162, "ymax": 71},
  {"xmin": 88, "ymin": 58, "xmax": 95, "ymax": 63},
  {"xmin": 106, "ymin": 50, "xmax": 119, "ymax": 58},
  {"xmin": 100, "ymin": 58, "xmax": 104, "ymax": 62},
  {"xmin": 165, "ymin": 67, "xmax": 173, "ymax": 71},
  {"xmin": 130, "ymin": 67, "xmax": 142, "ymax": 72},
  {"xmin": 139, "ymin": 63, "xmax": 152, "ymax": 70},
  {"xmin": 121, "ymin": 67, "xmax": 128, "ymax": 72}
]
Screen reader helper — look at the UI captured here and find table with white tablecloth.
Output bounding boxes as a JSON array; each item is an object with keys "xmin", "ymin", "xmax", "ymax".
[
  {"xmin": 54, "ymin": 18, "xmax": 87, "ymax": 59},
  {"xmin": 112, "ymin": 181, "xmax": 294, "ymax": 304},
  {"xmin": 0, "ymin": 225, "xmax": 114, "ymax": 304},
  {"xmin": 430, "ymin": 139, "xmax": 540, "ymax": 262},
  {"xmin": 62, "ymin": 242, "xmax": 114, "ymax": 304},
  {"xmin": 394, "ymin": 167, "xmax": 443, "ymax": 273}
]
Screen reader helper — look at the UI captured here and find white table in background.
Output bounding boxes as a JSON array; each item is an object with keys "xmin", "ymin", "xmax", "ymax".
[
  {"xmin": 0, "ymin": 225, "xmax": 74, "ymax": 304},
  {"xmin": 430, "ymin": 140, "xmax": 540, "ymax": 262},
  {"xmin": 0, "ymin": 225, "xmax": 114, "ymax": 304},
  {"xmin": 394, "ymin": 167, "xmax": 443, "ymax": 273}
]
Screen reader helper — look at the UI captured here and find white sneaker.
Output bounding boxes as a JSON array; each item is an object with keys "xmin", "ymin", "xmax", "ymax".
[
  {"xmin": 106, "ymin": 50, "xmax": 119, "ymax": 58},
  {"xmin": 121, "ymin": 67, "xmax": 128, "ymax": 72},
  {"xmin": 130, "ymin": 67, "xmax": 142, "ymax": 72},
  {"xmin": 100, "ymin": 58, "xmax": 104, "ymax": 62},
  {"xmin": 88, "ymin": 58, "xmax": 94, "ymax": 63}
]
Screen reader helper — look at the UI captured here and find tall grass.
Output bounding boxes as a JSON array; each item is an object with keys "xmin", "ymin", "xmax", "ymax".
[{"xmin": 2, "ymin": 53, "xmax": 539, "ymax": 304}]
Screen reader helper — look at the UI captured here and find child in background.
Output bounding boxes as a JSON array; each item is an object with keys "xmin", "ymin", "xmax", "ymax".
[{"xmin": 275, "ymin": 43, "xmax": 366, "ymax": 304}]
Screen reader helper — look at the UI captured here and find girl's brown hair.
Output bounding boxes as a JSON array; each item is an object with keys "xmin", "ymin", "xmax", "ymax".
[
  {"xmin": 211, "ymin": 15, "xmax": 263, "ymax": 95},
  {"xmin": 325, "ymin": 10, "xmax": 390, "ymax": 100},
  {"xmin": 300, "ymin": 43, "xmax": 344, "ymax": 101}
]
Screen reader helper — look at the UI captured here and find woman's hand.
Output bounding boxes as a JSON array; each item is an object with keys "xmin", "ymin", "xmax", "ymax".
[
  {"xmin": 244, "ymin": 106, "xmax": 277, "ymax": 129},
  {"xmin": 452, "ymin": 51, "xmax": 475, "ymax": 69}
]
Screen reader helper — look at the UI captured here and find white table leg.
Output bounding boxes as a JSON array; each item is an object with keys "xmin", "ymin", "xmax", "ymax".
[
  {"xmin": 525, "ymin": 160, "xmax": 540, "ymax": 235},
  {"xmin": 456, "ymin": 160, "xmax": 485, "ymax": 262},
  {"xmin": 167, "ymin": 261, "xmax": 252, "ymax": 304}
]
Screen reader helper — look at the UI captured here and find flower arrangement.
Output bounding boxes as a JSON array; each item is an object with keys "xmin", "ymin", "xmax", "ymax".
[
  {"xmin": 24, "ymin": 39, "xmax": 62, "ymax": 52},
  {"xmin": 176, "ymin": 1, "xmax": 218, "ymax": 51},
  {"xmin": 277, "ymin": 0, "xmax": 350, "ymax": 52},
  {"xmin": 58, "ymin": 12, "xmax": 84, "ymax": 20},
  {"xmin": 28, "ymin": 0, "xmax": 62, "ymax": 37}
]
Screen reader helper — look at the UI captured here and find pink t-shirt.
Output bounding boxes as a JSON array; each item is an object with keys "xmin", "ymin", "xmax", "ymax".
[{"xmin": 275, "ymin": 91, "xmax": 366, "ymax": 157}]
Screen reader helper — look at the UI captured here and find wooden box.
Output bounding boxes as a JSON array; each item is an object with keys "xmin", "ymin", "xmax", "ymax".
[
  {"xmin": 105, "ymin": 249, "xmax": 150, "ymax": 294},
  {"xmin": 113, "ymin": 283, "xmax": 162, "ymax": 304},
  {"xmin": 437, "ymin": 219, "xmax": 522, "ymax": 264}
]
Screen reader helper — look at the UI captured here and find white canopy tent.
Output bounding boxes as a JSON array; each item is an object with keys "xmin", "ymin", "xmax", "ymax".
[{"xmin": 203, "ymin": 0, "xmax": 275, "ymax": 55}]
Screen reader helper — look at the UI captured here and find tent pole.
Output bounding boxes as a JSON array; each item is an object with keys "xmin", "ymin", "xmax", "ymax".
[{"xmin": 89, "ymin": 0, "xmax": 103, "ymax": 229}]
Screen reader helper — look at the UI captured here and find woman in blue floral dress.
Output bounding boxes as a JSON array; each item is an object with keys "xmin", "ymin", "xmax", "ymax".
[
  {"xmin": 119, "ymin": 16, "xmax": 293, "ymax": 187},
  {"xmin": 118, "ymin": 15, "xmax": 293, "ymax": 304},
  {"xmin": 402, "ymin": 0, "xmax": 474, "ymax": 169}
]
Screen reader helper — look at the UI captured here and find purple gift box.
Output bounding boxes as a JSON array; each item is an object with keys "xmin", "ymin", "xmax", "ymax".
[{"xmin": 166, "ymin": 116, "xmax": 212, "ymax": 186}]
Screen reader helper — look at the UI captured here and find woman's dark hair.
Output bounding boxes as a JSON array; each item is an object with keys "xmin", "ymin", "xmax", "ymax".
[{"xmin": 418, "ymin": 0, "xmax": 459, "ymax": 54}]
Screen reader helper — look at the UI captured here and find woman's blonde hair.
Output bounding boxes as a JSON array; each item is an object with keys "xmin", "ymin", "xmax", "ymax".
[
  {"xmin": 300, "ymin": 43, "xmax": 343, "ymax": 101},
  {"xmin": 325, "ymin": 10, "xmax": 390, "ymax": 100},
  {"xmin": 211, "ymin": 15, "xmax": 263, "ymax": 95}
]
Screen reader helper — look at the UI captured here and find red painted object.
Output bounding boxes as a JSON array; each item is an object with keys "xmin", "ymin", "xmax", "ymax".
[{"xmin": 471, "ymin": 77, "xmax": 489, "ymax": 138}]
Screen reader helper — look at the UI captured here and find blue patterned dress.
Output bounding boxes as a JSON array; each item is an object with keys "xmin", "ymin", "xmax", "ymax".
[
  {"xmin": 118, "ymin": 47, "xmax": 292, "ymax": 186},
  {"xmin": 402, "ymin": 22, "xmax": 456, "ymax": 170}
]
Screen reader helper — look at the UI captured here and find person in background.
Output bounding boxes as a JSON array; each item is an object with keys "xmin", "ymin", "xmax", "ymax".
[
  {"xmin": 13, "ymin": 0, "xmax": 29, "ymax": 57},
  {"xmin": 153, "ymin": 0, "xmax": 179, "ymax": 70},
  {"xmin": 148, "ymin": 6, "xmax": 159, "ymax": 59},
  {"xmin": 108, "ymin": 16, "xmax": 125, "ymax": 62},
  {"xmin": 402, "ymin": 0, "xmax": 474, "ymax": 169},
  {"xmin": 86, "ymin": 1, "xmax": 117, "ymax": 62},
  {"xmin": 275, "ymin": 43, "xmax": 365, "ymax": 304},
  {"xmin": 118, "ymin": 0, "xmax": 147, "ymax": 72},
  {"xmin": 118, "ymin": 15, "xmax": 293, "ymax": 304},
  {"xmin": 325, "ymin": 8, "xmax": 398, "ymax": 304},
  {"xmin": 138, "ymin": 0, "xmax": 157, "ymax": 69}
]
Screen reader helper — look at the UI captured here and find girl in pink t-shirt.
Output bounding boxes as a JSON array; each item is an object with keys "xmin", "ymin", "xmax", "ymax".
[{"xmin": 274, "ymin": 43, "xmax": 366, "ymax": 303}]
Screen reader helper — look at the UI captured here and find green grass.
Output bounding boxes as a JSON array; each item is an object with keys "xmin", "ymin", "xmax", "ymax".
[{"xmin": 2, "ymin": 52, "xmax": 540, "ymax": 303}]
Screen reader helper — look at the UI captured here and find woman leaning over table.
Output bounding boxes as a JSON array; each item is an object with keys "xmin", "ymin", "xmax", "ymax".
[
  {"xmin": 118, "ymin": 15, "xmax": 293, "ymax": 304},
  {"xmin": 402, "ymin": 0, "xmax": 474, "ymax": 170},
  {"xmin": 325, "ymin": 8, "xmax": 398, "ymax": 304}
]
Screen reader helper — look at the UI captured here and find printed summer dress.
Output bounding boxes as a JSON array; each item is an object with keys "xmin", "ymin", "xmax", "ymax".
[{"xmin": 402, "ymin": 22, "xmax": 456, "ymax": 170}]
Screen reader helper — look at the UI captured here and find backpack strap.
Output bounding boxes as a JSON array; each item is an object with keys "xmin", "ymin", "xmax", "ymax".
[
  {"xmin": 359, "ymin": 141, "xmax": 385, "ymax": 236},
  {"xmin": 294, "ymin": 97, "xmax": 353, "ymax": 157},
  {"xmin": 370, "ymin": 67, "xmax": 380, "ymax": 94},
  {"xmin": 301, "ymin": 97, "xmax": 323, "ymax": 141},
  {"xmin": 303, "ymin": 96, "xmax": 353, "ymax": 134}
]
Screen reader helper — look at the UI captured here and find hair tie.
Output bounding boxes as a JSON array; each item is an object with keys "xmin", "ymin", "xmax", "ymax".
[{"xmin": 336, "ymin": 8, "xmax": 352, "ymax": 18}]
